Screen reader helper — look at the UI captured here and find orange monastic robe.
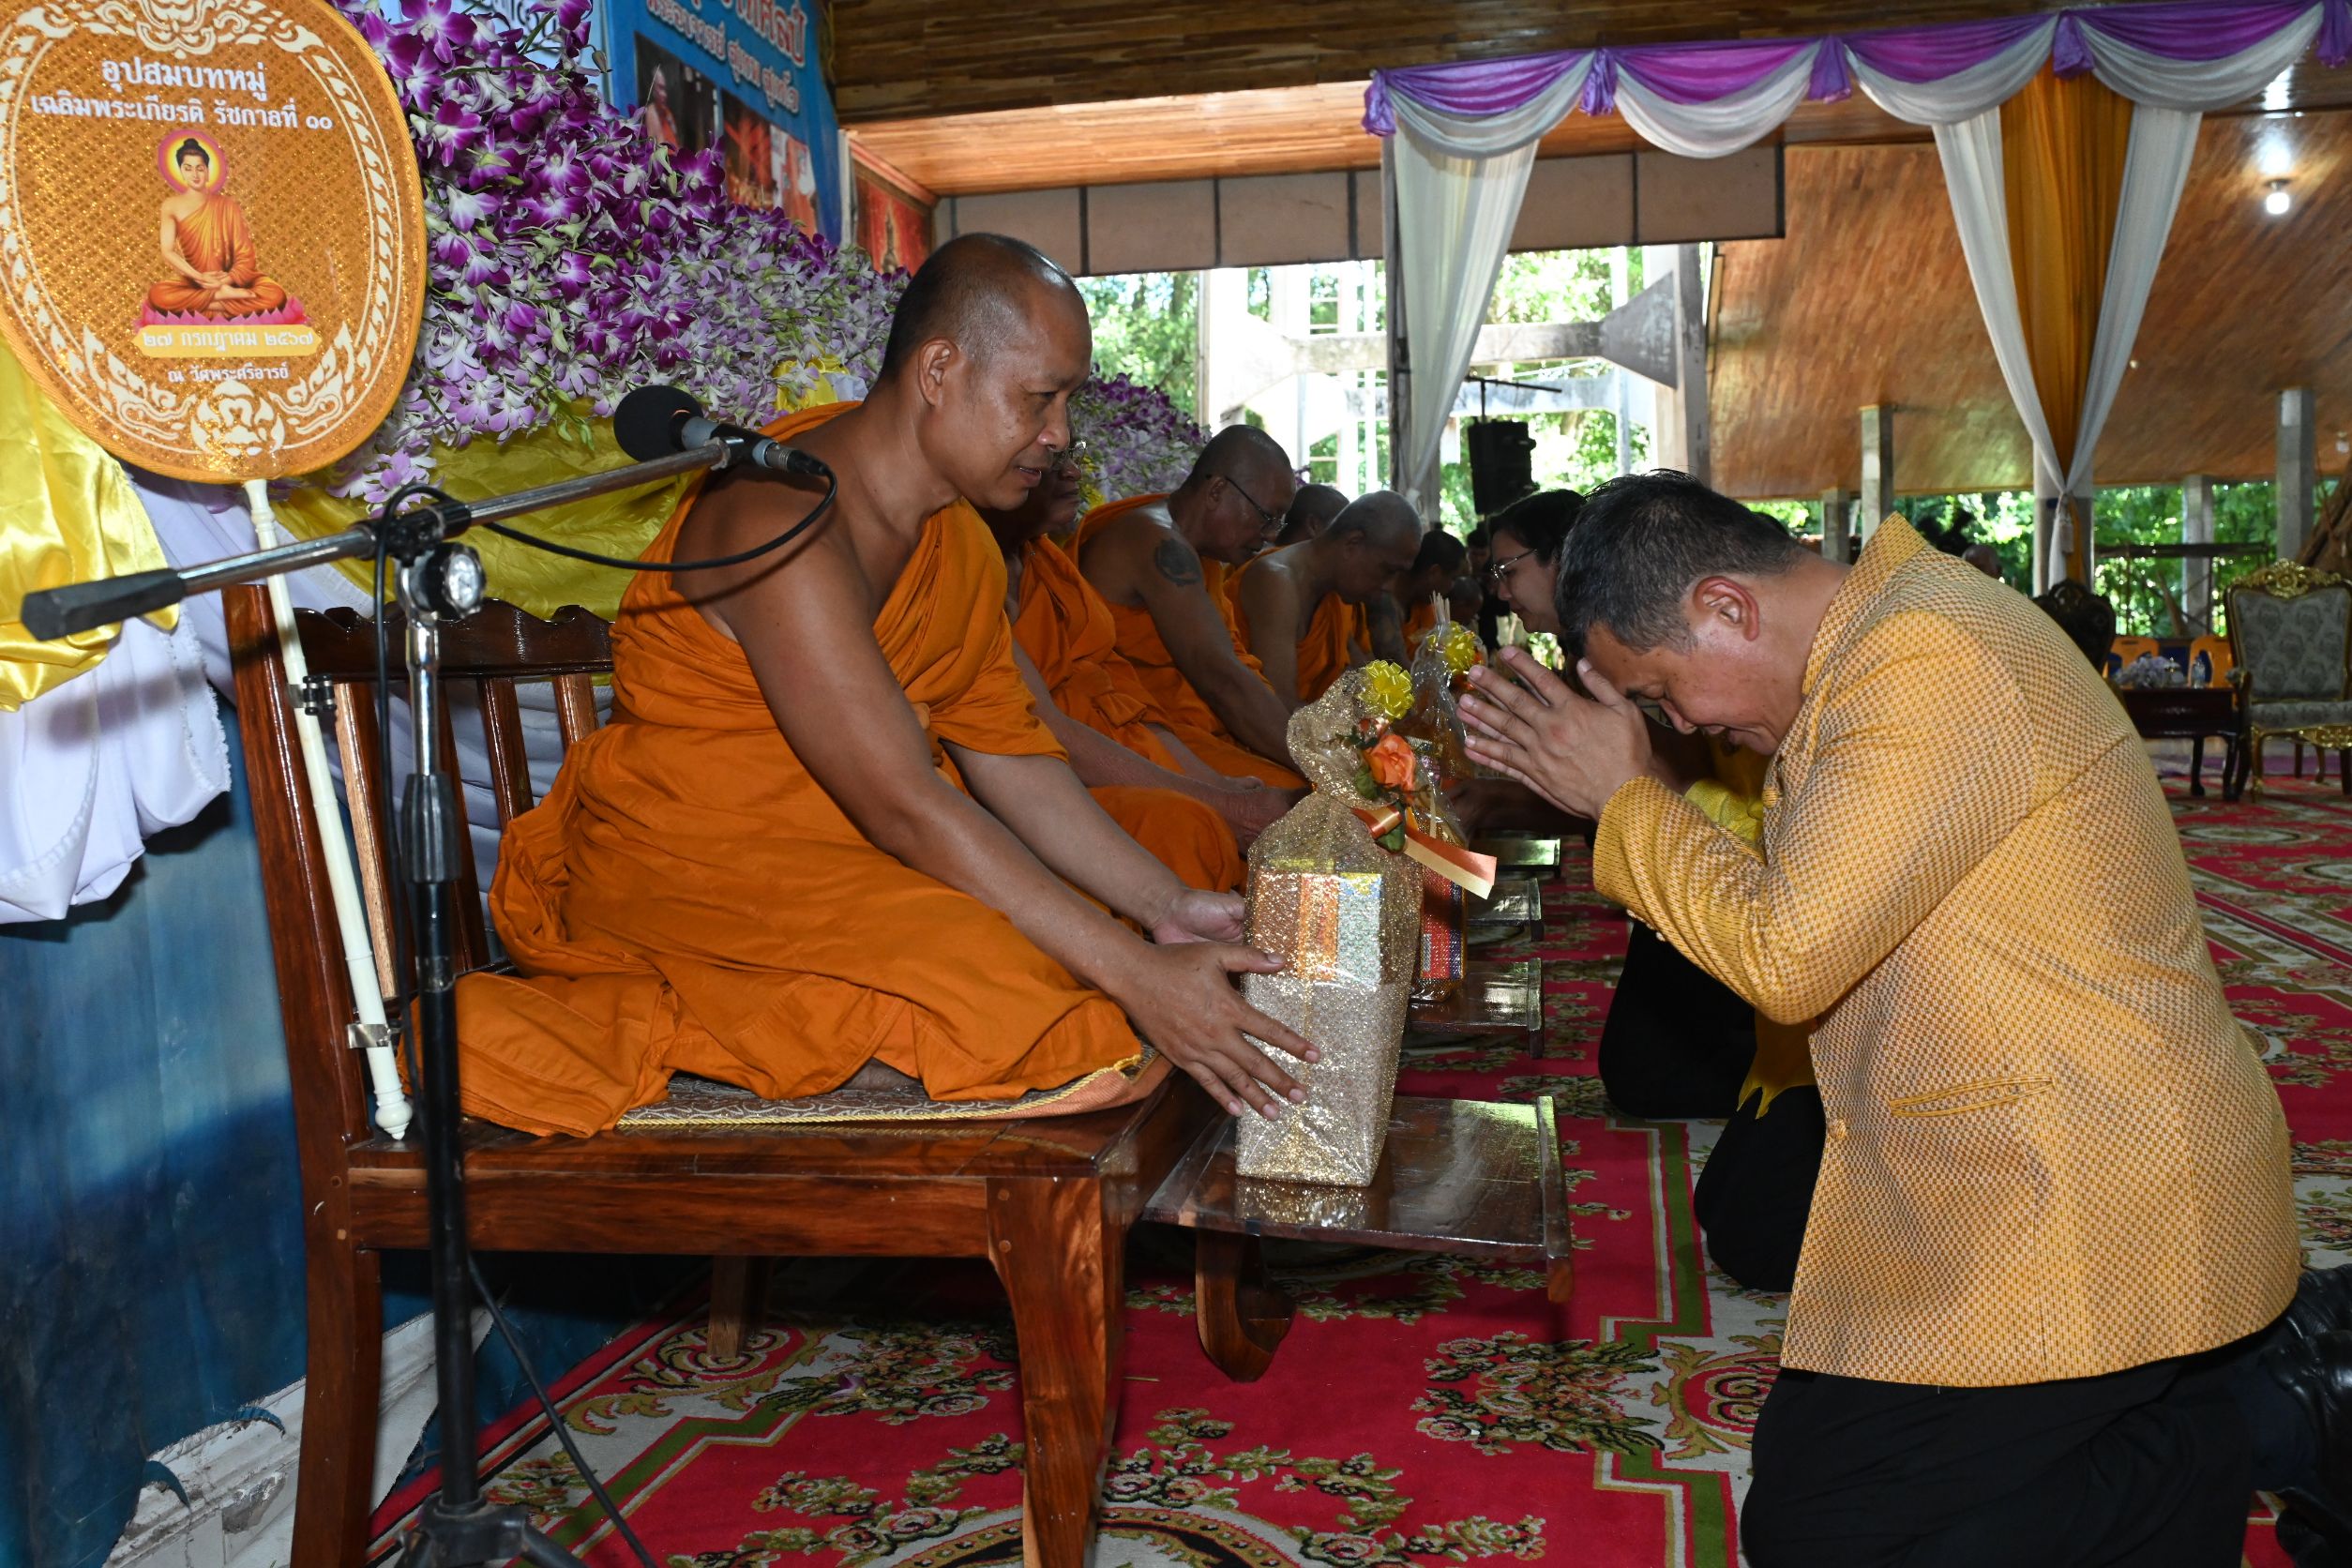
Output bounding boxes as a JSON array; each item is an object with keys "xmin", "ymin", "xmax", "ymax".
[
  {"xmin": 1403, "ymin": 600, "xmax": 1439, "ymax": 651},
  {"xmin": 147, "ymin": 194, "xmax": 289, "ymax": 318},
  {"xmin": 1073, "ymin": 495, "xmax": 1304, "ymax": 790},
  {"xmin": 1231, "ymin": 551, "xmax": 1355, "ymax": 704},
  {"xmin": 1012, "ymin": 538, "xmax": 1244, "ymax": 892},
  {"xmin": 1014, "ymin": 537, "xmax": 1183, "ymax": 768},
  {"xmin": 456, "ymin": 404, "xmax": 1139, "ymax": 1137}
]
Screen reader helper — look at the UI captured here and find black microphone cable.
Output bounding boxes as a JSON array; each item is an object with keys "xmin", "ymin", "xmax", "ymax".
[{"xmin": 357, "ymin": 440, "xmax": 834, "ymax": 1568}]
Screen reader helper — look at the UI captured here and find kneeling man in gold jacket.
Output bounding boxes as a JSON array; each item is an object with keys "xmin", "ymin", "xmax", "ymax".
[{"xmin": 1459, "ymin": 470, "xmax": 2341, "ymax": 1568}]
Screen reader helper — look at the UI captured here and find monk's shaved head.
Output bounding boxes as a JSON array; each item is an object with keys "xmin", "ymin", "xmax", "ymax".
[
  {"xmin": 1278, "ymin": 483, "xmax": 1349, "ymax": 545},
  {"xmin": 875, "ymin": 233, "xmax": 1084, "ymax": 385},
  {"xmin": 1178, "ymin": 423, "xmax": 1300, "ymax": 563},
  {"xmin": 1327, "ymin": 490, "xmax": 1421, "ymax": 551},
  {"xmin": 1190, "ymin": 425, "xmax": 1294, "ymax": 494},
  {"xmin": 1324, "ymin": 490, "xmax": 1425, "ymax": 604},
  {"xmin": 870, "ymin": 232, "xmax": 1093, "ymax": 512}
]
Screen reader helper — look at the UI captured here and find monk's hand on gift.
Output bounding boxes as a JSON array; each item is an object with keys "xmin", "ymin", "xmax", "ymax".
[
  {"xmin": 1459, "ymin": 647, "xmax": 1655, "ymax": 820},
  {"xmin": 1113, "ymin": 943, "xmax": 1319, "ymax": 1121},
  {"xmin": 1149, "ymin": 886, "xmax": 1248, "ymax": 946}
]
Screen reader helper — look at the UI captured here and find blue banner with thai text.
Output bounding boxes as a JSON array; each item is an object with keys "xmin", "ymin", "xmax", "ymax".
[{"xmin": 603, "ymin": 0, "xmax": 837, "ymax": 239}]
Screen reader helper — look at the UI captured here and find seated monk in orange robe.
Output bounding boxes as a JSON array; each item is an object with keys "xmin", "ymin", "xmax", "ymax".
[
  {"xmin": 1393, "ymin": 528, "xmax": 1469, "ymax": 658},
  {"xmin": 1233, "ymin": 491, "xmax": 1420, "ymax": 708},
  {"xmin": 456, "ymin": 234, "xmax": 1317, "ymax": 1136},
  {"xmin": 147, "ymin": 140, "xmax": 289, "ymax": 319},
  {"xmin": 977, "ymin": 454, "xmax": 1293, "ymax": 874},
  {"xmin": 1072, "ymin": 430, "xmax": 1308, "ymax": 790}
]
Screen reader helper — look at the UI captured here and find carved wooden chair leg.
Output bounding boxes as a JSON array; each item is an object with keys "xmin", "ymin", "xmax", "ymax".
[
  {"xmin": 2188, "ymin": 735, "xmax": 2208, "ymax": 797},
  {"xmin": 293, "ymin": 1244, "xmax": 384, "ymax": 1568},
  {"xmin": 1193, "ymin": 1230, "xmax": 1295, "ymax": 1383},
  {"xmin": 707, "ymin": 1256, "xmax": 767, "ymax": 1360},
  {"xmin": 992, "ymin": 1178, "xmax": 1121, "ymax": 1568}
]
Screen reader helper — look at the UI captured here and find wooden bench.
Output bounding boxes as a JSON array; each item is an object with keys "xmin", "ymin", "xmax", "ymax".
[{"xmin": 228, "ymin": 591, "xmax": 1571, "ymax": 1565}]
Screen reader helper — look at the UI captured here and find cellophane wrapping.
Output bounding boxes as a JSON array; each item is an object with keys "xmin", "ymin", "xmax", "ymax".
[
  {"xmin": 1235, "ymin": 673, "xmax": 1421, "ymax": 1185},
  {"xmin": 1398, "ymin": 627, "xmax": 1479, "ymax": 1001}
]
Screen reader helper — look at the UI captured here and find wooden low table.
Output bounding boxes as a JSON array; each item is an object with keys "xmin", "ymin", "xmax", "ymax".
[
  {"xmin": 2116, "ymin": 684, "xmax": 2242, "ymax": 799},
  {"xmin": 1147, "ymin": 1095, "xmax": 1574, "ymax": 1380},
  {"xmin": 1408, "ymin": 958, "xmax": 1545, "ymax": 1048}
]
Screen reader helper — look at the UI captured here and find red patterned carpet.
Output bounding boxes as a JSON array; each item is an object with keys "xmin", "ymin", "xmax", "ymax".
[{"xmin": 371, "ymin": 776, "xmax": 2352, "ymax": 1568}]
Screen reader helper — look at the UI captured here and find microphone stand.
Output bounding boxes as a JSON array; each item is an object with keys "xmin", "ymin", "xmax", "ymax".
[{"xmin": 21, "ymin": 443, "xmax": 731, "ymax": 1568}]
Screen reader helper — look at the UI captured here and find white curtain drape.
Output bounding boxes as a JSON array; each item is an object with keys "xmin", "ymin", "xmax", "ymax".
[
  {"xmin": 1387, "ymin": 56, "xmax": 1591, "ymax": 510},
  {"xmin": 1374, "ymin": 3, "xmax": 2336, "ymax": 524},
  {"xmin": 2069, "ymin": 104, "xmax": 2199, "ymax": 497},
  {"xmin": 1928, "ymin": 109, "xmax": 2065, "ymax": 492}
]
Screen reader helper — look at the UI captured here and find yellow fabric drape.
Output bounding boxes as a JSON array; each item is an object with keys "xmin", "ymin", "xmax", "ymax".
[
  {"xmin": 0, "ymin": 340, "xmax": 173, "ymax": 711},
  {"xmin": 2000, "ymin": 68, "xmax": 2133, "ymax": 585},
  {"xmin": 274, "ymin": 376, "xmax": 850, "ymax": 623},
  {"xmin": 1684, "ymin": 739, "xmax": 1814, "ymax": 1118}
]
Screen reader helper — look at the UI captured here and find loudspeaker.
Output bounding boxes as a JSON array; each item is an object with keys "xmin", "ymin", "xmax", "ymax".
[{"xmin": 1466, "ymin": 420, "xmax": 1537, "ymax": 518}]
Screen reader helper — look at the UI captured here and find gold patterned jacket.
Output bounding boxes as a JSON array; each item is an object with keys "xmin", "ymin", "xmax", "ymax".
[{"xmin": 1594, "ymin": 518, "xmax": 2296, "ymax": 1388}]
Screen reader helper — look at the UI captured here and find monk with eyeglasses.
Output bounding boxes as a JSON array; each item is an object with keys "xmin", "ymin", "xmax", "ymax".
[{"xmin": 1072, "ymin": 429, "xmax": 1307, "ymax": 789}]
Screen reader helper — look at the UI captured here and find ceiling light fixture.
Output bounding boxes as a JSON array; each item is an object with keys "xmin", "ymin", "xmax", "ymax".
[{"xmin": 2265, "ymin": 178, "xmax": 2292, "ymax": 216}]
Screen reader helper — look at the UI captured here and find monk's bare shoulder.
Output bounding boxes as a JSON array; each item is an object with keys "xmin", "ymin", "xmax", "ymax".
[
  {"xmin": 1080, "ymin": 502, "xmax": 1188, "ymax": 604},
  {"xmin": 674, "ymin": 464, "xmax": 856, "ymax": 640},
  {"xmin": 1236, "ymin": 548, "xmax": 1299, "ymax": 630}
]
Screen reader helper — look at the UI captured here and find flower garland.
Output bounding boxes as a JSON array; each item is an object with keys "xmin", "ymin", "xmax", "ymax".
[{"xmin": 329, "ymin": 0, "xmax": 1203, "ymax": 507}]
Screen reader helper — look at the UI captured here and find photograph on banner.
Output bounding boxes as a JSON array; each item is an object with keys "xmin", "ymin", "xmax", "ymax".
[
  {"xmin": 608, "ymin": 0, "xmax": 838, "ymax": 239},
  {"xmin": 0, "ymin": 0, "xmax": 425, "ymax": 481},
  {"xmin": 634, "ymin": 37, "xmax": 718, "ymax": 158},
  {"xmin": 852, "ymin": 158, "xmax": 932, "ymax": 275}
]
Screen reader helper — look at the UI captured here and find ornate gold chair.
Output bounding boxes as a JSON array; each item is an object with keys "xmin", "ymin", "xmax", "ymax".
[{"xmin": 2225, "ymin": 562, "xmax": 2352, "ymax": 797}]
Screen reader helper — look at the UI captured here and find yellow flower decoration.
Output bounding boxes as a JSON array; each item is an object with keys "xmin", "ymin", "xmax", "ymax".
[
  {"xmin": 1360, "ymin": 660, "xmax": 1412, "ymax": 722},
  {"xmin": 1439, "ymin": 623, "xmax": 1482, "ymax": 677}
]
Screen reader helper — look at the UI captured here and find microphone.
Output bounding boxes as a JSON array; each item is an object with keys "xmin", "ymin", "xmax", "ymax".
[{"xmin": 613, "ymin": 384, "xmax": 831, "ymax": 479}]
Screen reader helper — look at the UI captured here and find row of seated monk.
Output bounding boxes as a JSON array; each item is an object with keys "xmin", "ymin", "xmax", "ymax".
[{"xmin": 445, "ymin": 230, "xmax": 1810, "ymax": 1297}]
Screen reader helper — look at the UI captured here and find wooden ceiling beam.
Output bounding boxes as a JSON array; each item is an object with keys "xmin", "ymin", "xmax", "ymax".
[{"xmin": 829, "ymin": 0, "xmax": 2060, "ymax": 124}]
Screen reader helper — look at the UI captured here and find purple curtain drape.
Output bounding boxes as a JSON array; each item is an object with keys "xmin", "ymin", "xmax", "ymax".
[{"xmin": 1365, "ymin": 0, "xmax": 2352, "ymax": 132}]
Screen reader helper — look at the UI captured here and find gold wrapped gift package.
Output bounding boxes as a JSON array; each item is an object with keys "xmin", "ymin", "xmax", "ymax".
[
  {"xmin": 1238, "ymin": 789, "xmax": 1422, "ymax": 1184},
  {"xmin": 1235, "ymin": 668, "xmax": 1434, "ymax": 1185}
]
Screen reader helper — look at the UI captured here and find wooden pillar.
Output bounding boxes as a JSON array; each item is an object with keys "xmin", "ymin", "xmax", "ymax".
[
  {"xmin": 2280, "ymin": 386, "xmax": 2316, "ymax": 561},
  {"xmin": 1820, "ymin": 487, "xmax": 1854, "ymax": 564},
  {"xmin": 2181, "ymin": 474, "xmax": 2215, "ymax": 634},
  {"xmin": 1858, "ymin": 406, "xmax": 1894, "ymax": 546}
]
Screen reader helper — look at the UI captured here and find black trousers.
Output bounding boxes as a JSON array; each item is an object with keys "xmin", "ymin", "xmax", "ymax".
[
  {"xmin": 1693, "ymin": 1086, "xmax": 1822, "ymax": 1294},
  {"xmin": 1743, "ymin": 1352, "xmax": 2254, "ymax": 1568},
  {"xmin": 1599, "ymin": 920, "xmax": 1754, "ymax": 1119}
]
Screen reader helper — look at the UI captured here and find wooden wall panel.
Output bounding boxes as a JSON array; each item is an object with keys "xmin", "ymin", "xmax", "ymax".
[
  {"xmin": 1636, "ymin": 146, "xmax": 1783, "ymax": 244},
  {"xmin": 1513, "ymin": 155, "xmax": 1635, "ymax": 252},
  {"xmin": 1218, "ymin": 172, "xmax": 1354, "ymax": 265},
  {"xmin": 1710, "ymin": 110, "xmax": 2352, "ymax": 497},
  {"xmin": 1086, "ymin": 179, "xmax": 1220, "ymax": 274},
  {"xmin": 831, "ymin": 0, "xmax": 2060, "ymax": 122}
]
